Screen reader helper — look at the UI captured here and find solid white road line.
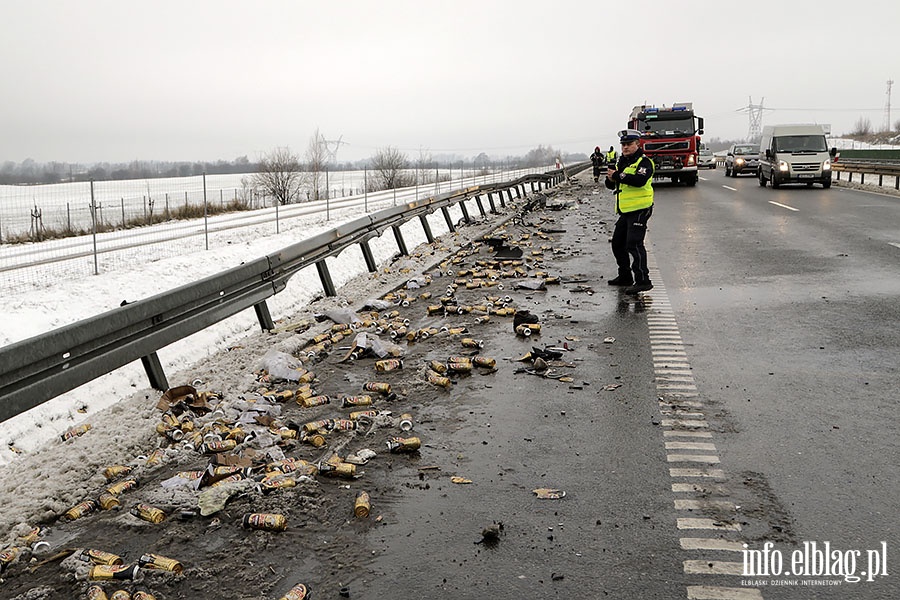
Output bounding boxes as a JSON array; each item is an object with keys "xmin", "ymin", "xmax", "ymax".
[
  {"xmin": 889, "ymin": 242, "xmax": 900, "ymax": 250},
  {"xmin": 768, "ymin": 201, "xmax": 799, "ymax": 211}
]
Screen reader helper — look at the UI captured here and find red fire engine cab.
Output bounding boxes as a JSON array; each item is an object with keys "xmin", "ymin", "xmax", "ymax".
[{"xmin": 627, "ymin": 103, "xmax": 705, "ymax": 186}]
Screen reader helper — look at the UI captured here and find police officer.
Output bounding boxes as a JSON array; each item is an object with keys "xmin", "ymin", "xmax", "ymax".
[
  {"xmin": 605, "ymin": 129, "xmax": 654, "ymax": 294},
  {"xmin": 606, "ymin": 146, "xmax": 617, "ymax": 166}
]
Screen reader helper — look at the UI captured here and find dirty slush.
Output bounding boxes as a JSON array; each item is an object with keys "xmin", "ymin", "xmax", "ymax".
[{"xmin": 0, "ymin": 171, "xmax": 625, "ymax": 600}]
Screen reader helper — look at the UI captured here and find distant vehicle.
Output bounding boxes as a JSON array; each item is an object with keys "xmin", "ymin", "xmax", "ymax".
[
  {"xmin": 626, "ymin": 103, "xmax": 704, "ymax": 186},
  {"xmin": 724, "ymin": 143, "xmax": 760, "ymax": 177},
  {"xmin": 757, "ymin": 124, "xmax": 837, "ymax": 189},
  {"xmin": 698, "ymin": 147, "xmax": 716, "ymax": 169}
]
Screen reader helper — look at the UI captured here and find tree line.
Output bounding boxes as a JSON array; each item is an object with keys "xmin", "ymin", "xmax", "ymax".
[{"xmin": 1, "ymin": 138, "xmax": 581, "ymax": 188}]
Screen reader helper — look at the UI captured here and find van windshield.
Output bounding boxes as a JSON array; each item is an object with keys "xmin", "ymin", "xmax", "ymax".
[{"xmin": 773, "ymin": 135, "xmax": 827, "ymax": 153}]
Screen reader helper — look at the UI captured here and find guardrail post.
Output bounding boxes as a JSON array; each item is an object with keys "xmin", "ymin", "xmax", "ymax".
[
  {"xmin": 486, "ymin": 192, "xmax": 497, "ymax": 214},
  {"xmin": 441, "ymin": 207, "xmax": 456, "ymax": 232},
  {"xmin": 896, "ymin": 176, "xmax": 899, "ymax": 191},
  {"xmin": 474, "ymin": 195, "xmax": 486, "ymax": 217},
  {"xmin": 861, "ymin": 173, "xmax": 865, "ymax": 185},
  {"xmin": 140, "ymin": 352, "xmax": 169, "ymax": 391},
  {"xmin": 315, "ymin": 259, "xmax": 337, "ymax": 296},
  {"xmin": 360, "ymin": 240, "xmax": 378, "ymax": 272},
  {"xmin": 879, "ymin": 174, "xmax": 883, "ymax": 187},
  {"xmin": 516, "ymin": 185, "xmax": 523, "ymax": 199},
  {"xmin": 392, "ymin": 225, "xmax": 409, "ymax": 256},
  {"xmin": 459, "ymin": 200, "xmax": 472, "ymax": 224},
  {"xmin": 254, "ymin": 301, "xmax": 275, "ymax": 331},
  {"xmin": 530, "ymin": 181, "xmax": 536, "ymax": 193},
  {"xmin": 419, "ymin": 214, "xmax": 435, "ymax": 244}
]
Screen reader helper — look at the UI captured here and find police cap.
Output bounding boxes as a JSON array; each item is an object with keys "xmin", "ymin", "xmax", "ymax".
[{"xmin": 618, "ymin": 129, "xmax": 642, "ymax": 142}]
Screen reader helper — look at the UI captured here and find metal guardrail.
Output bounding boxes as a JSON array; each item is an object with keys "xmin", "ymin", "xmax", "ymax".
[
  {"xmin": 832, "ymin": 159, "xmax": 900, "ymax": 190},
  {"xmin": 0, "ymin": 164, "xmax": 589, "ymax": 423}
]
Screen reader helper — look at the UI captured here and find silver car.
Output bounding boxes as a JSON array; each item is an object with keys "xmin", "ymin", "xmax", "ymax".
[
  {"xmin": 698, "ymin": 148, "xmax": 716, "ymax": 169},
  {"xmin": 725, "ymin": 143, "xmax": 760, "ymax": 177}
]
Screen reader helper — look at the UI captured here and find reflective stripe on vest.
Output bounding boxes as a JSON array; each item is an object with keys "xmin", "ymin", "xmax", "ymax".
[{"xmin": 617, "ymin": 157, "xmax": 654, "ymax": 213}]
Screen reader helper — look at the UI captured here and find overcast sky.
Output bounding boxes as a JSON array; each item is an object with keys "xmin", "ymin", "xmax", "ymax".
[{"xmin": 1, "ymin": 0, "xmax": 897, "ymax": 164}]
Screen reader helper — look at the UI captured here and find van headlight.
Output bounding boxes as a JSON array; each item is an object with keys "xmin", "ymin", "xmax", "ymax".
[
  {"xmin": 778, "ymin": 161, "xmax": 789, "ymax": 172},
  {"xmin": 823, "ymin": 160, "xmax": 831, "ymax": 170}
]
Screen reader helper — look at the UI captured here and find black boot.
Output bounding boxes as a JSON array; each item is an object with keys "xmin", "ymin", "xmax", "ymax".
[
  {"xmin": 607, "ymin": 275, "xmax": 633, "ymax": 286},
  {"xmin": 625, "ymin": 281, "xmax": 653, "ymax": 294}
]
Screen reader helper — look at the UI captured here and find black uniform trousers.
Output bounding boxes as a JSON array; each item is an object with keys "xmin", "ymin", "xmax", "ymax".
[{"xmin": 611, "ymin": 206, "xmax": 652, "ymax": 284}]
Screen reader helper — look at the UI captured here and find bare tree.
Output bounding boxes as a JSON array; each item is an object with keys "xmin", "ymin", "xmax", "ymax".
[
  {"xmin": 852, "ymin": 116, "xmax": 873, "ymax": 136},
  {"xmin": 369, "ymin": 146, "xmax": 410, "ymax": 190},
  {"xmin": 305, "ymin": 128, "xmax": 329, "ymax": 201},
  {"xmin": 253, "ymin": 147, "xmax": 302, "ymax": 205},
  {"xmin": 414, "ymin": 147, "xmax": 434, "ymax": 185}
]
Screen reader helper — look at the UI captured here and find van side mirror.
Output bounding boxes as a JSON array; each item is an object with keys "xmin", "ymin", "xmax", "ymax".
[
  {"xmin": 829, "ymin": 147, "xmax": 837, "ymax": 157},
  {"xmin": 765, "ymin": 149, "xmax": 772, "ymax": 159}
]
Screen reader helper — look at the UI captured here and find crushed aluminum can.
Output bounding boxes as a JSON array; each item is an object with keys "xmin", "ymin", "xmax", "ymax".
[
  {"xmin": 387, "ymin": 436, "xmax": 422, "ymax": 453},
  {"xmin": 138, "ymin": 552, "xmax": 183, "ymax": 574},
  {"xmin": 362, "ymin": 381, "xmax": 392, "ymax": 396},
  {"xmin": 461, "ymin": 338, "xmax": 484, "ymax": 349},
  {"xmin": 259, "ymin": 476, "xmax": 298, "ymax": 494},
  {"xmin": 319, "ymin": 461, "xmax": 357, "ymax": 479},
  {"xmin": 106, "ymin": 479, "xmax": 139, "ymax": 496},
  {"xmin": 61, "ymin": 424, "xmax": 92, "ymax": 442},
  {"xmin": 0, "ymin": 546, "xmax": 23, "ymax": 573},
  {"xmin": 426, "ymin": 370, "xmax": 452, "ymax": 389},
  {"xmin": 133, "ymin": 593, "xmax": 159, "ymax": 600},
  {"xmin": 375, "ymin": 359, "xmax": 403, "ymax": 372},
  {"xmin": 144, "ymin": 448, "xmax": 166, "ymax": 466},
  {"xmin": 473, "ymin": 356, "xmax": 497, "ymax": 369},
  {"xmin": 429, "ymin": 360, "xmax": 448, "ymax": 374},
  {"xmin": 242, "ymin": 513, "xmax": 287, "ymax": 531},
  {"xmin": 102, "ymin": 465, "xmax": 133, "ymax": 481},
  {"xmin": 130, "ymin": 503, "xmax": 166, "ymax": 524},
  {"xmin": 331, "ymin": 419, "xmax": 358, "ymax": 431},
  {"xmin": 348, "ymin": 409, "xmax": 379, "ymax": 422},
  {"xmin": 199, "ymin": 439, "xmax": 237, "ymax": 454}
]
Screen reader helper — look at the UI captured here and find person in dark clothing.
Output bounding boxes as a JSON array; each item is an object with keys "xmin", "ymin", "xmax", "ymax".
[
  {"xmin": 590, "ymin": 146, "xmax": 604, "ymax": 182},
  {"xmin": 605, "ymin": 129, "xmax": 654, "ymax": 294}
]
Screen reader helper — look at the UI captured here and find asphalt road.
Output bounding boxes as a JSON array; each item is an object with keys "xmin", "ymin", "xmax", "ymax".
[{"xmin": 3, "ymin": 170, "xmax": 897, "ymax": 600}]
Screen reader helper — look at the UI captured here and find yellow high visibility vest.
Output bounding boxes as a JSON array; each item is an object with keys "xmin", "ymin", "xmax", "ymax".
[
  {"xmin": 617, "ymin": 157, "xmax": 654, "ymax": 213},
  {"xmin": 606, "ymin": 150, "xmax": 616, "ymax": 163}
]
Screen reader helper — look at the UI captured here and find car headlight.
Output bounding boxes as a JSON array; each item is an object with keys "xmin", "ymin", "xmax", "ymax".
[
  {"xmin": 735, "ymin": 158, "xmax": 745, "ymax": 166},
  {"xmin": 778, "ymin": 161, "xmax": 789, "ymax": 172},
  {"xmin": 823, "ymin": 160, "xmax": 831, "ymax": 170}
]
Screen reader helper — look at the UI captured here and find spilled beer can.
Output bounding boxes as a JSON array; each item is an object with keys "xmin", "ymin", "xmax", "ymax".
[
  {"xmin": 86, "ymin": 585, "xmax": 109, "ymax": 600},
  {"xmin": 348, "ymin": 409, "xmax": 379, "ymax": 421},
  {"xmin": 79, "ymin": 548, "xmax": 124, "ymax": 566},
  {"xmin": 63, "ymin": 499, "xmax": 98, "ymax": 521},
  {"xmin": 102, "ymin": 465, "xmax": 133, "ymax": 481},
  {"xmin": 429, "ymin": 360, "xmax": 448, "ymax": 374},
  {"xmin": 473, "ymin": 356, "xmax": 497, "ymax": 369},
  {"xmin": 133, "ymin": 593, "xmax": 158, "ymax": 600},
  {"xmin": 242, "ymin": 513, "xmax": 287, "ymax": 531},
  {"xmin": 319, "ymin": 462, "xmax": 357, "ymax": 479},
  {"xmin": 106, "ymin": 479, "xmax": 139, "ymax": 496},
  {"xmin": 387, "ymin": 436, "xmax": 422, "ymax": 453},
  {"xmin": 110, "ymin": 591, "xmax": 132, "ymax": 600},
  {"xmin": 88, "ymin": 564, "xmax": 140, "ymax": 581},
  {"xmin": 299, "ymin": 395, "xmax": 331, "ymax": 408},
  {"xmin": 426, "ymin": 370, "xmax": 452, "ymax": 389},
  {"xmin": 199, "ymin": 439, "xmax": 237, "ymax": 454},
  {"xmin": 399, "ymin": 414, "xmax": 414, "ymax": 431},
  {"xmin": 363, "ymin": 381, "xmax": 393, "ymax": 396},
  {"xmin": 130, "ymin": 503, "xmax": 166, "ymax": 524},
  {"xmin": 461, "ymin": 338, "xmax": 484, "ymax": 348},
  {"xmin": 341, "ymin": 394, "xmax": 373, "ymax": 407},
  {"xmin": 144, "ymin": 448, "xmax": 166, "ymax": 466},
  {"xmin": 0, "ymin": 546, "xmax": 23, "ymax": 573},
  {"xmin": 61, "ymin": 423, "xmax": 92, "ymax": 441},
  {"xmin": 301, "ymin": 431, "xmax": 327, "ymax": 447},
  {"xmin": 375, "ymin": 358, "xmax": 403, "ymax": 372},
  {"xmin": 259, "ymin": 476, "xmax": 298, "ymax": 494},
  {"xmin": 354, "ymin": 491, "xmax": 371, "ymax": 518},
  {"xmin": 278, "ymin": 583, "xmax": 311, "ymax": 600},
  {"xmin": 98, "ymin": 492, "xmax": 121, "ymax": 511},
  {"xmin": 138, "ymin": 552, "xmax": 183, "ymax": 574}
]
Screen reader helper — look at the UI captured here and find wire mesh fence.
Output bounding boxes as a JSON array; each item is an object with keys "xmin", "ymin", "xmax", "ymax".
[{"xmin": 0, "ymin": 167, "xmax": 539, "ymax": 291}]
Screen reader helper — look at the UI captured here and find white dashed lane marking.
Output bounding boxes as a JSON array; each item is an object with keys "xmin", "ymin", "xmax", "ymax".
[{"xmin": 644, "ymin": 261, "xmax": 764, "ymax": 598}]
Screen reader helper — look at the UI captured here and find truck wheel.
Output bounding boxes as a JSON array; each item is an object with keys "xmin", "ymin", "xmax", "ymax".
[
  {"xmin": 686, "ymin": 174, "xmax": 698, "ymax": 187},
  {"xmin": 758, "ymin": 170, "xmax": 767, "ymax": 187},
  {"xmin": 823, "ymin": 180, "xmax": 832, "ymax": 189}
]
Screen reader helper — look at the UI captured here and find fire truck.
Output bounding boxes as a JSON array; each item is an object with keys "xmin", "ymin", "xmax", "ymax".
[{"xmin": 627, "ymin": 103, "xmax": 705, "ymax": 186}]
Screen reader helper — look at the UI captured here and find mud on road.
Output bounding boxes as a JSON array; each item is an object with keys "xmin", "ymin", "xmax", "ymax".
[{"xmin": 2, "ymin": 173, "xmax": 665, "ymax": 600}]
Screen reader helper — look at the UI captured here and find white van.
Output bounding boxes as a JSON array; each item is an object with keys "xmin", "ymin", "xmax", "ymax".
[{"xmin": 757, "ymin": 124, "xmax": 837, "ymax": 189}]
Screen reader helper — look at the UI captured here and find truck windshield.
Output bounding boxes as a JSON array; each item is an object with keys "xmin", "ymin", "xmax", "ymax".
[
  {"xmin": 641, "ymin": 117, "xmax": 694, "ymax": 136},
  {"xmin": 773, "ymin": 135, "xmax": 828, "ymax": 153}
]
